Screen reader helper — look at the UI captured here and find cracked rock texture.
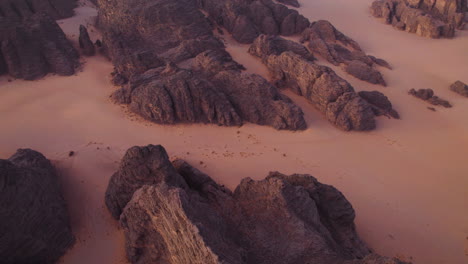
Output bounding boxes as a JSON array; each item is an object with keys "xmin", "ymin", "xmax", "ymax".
[
  {"xmin": 98, "ymin": 0, "xmax": 306, "ymax": 130},
  {"xmin": 0, "ymin": 149, "xmax": 74, "ymax": 264},
  {"xmin": 301, "ymin": 20, "xmax": 388, "ymax": 86},
  {"xmin": 370, "ymin": 0, "xmax": 467, "ymax": 38},
  {"xmin": 249, "ymin": 35, "xmax": 380, "ymax": 131},
  {"xmin": 105, "ymin": 144, "xmax": 410, "ymax": 264},
  {"xmin": 409, "ymin": 88, "xmax": 452, "ymax": 107},
  {"xmin": 450, "ymin": 80, "xmax": 468, "ymax": 97}
]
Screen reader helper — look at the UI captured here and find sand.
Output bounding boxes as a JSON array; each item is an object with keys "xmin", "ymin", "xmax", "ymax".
[{"xmin": 0, "ymin": 0, "xmax": 467, "ymax": 263}]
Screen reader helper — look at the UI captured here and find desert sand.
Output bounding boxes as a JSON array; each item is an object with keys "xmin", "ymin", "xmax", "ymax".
[{"xmin": 0, "ymin": 0, "xmax": 467, "ymax": 263}]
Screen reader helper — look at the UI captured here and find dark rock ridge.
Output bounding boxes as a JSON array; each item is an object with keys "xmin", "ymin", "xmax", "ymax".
[
  {"xmin": 0, "ymin": 14, "xmax": 79, "ymax": 80},
  {"xmin": 79, "ymin": 25, "xmax": 95, "ymax": 56},
  {"xmin": 409, "ymin": 88, "xmax": 452, "ymax": 107},
  {"xmin": 197, "ymin": 0, "xmax": 310, "ymax": 43},
  {"xmin": 301, "ymin": 20, "xmax": 389, "ymax": 86},
  {"xmin": 0, "ymin": 149, "xmax": 74, "ymax": 264},
  {"xmin": 358, "ymin": 91, "xmax": 400, "ymax": 118},
  {"xmin": 98, "ymin": 0, "xmax": 306, "ymax": 130},
  {"xmin": 0, "ymin": 0, "xmax": 77, "ymax": 20},
  {"xmin": 450, "ymin": 80, "xmax": 468, "ymax": 97},
  {"xmin": 249, "ymin": 35, "xmax": 386, "ymax": 131},
  {"xmin": 370, "ymin": 0, "xmax": 467, "ymax": 38},
  {"xmin": 105, "ymin": 144, "xmax": 410, "ymax": 264}
]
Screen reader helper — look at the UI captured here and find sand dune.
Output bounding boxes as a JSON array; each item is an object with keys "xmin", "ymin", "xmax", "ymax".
[{"xmin": 0, "ymin": 0, "xmax": 467, "ymax": 263}]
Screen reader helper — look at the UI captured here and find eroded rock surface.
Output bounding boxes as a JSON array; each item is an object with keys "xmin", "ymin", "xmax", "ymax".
[
  {"xmin": 249, "ymin": 35, "xmax": 382, "ymax": 131},
  {"xmin": 409, "ymin": 88, "xmax": 452, "ymax": 107},
  {"xmin": 450, "ymin": 80, "xmax": 468, "ymax": 97},
  {"xmin": 0, "ymin": 149, "xmax": 74, "ymax": 264},
  {"xmin": 301, "ymin": 20, "xmax": 388, "ymax": 86},
  {"xmin": 98, "ymin": 0, "xmax": 306, "ymax": 130},
  {"xmin": 0, "ymin": 0, "xmax": 77, "ymax": 20},
  {"xmin": 198, "ymin": 0, "xmax": 310, "ymax": 44},
  {"xmin": 0, "ymin": 14, "xmax": 79, "ymax": 80},
  {"xmin": 79, "ymin": 25, "xmax": 95, "ymax": 56},
  {"xmin": 105, "ymin": 144, "xmax": 410, "ymax": 264},
  {"xmin": 358, "ymin": 91, "xmax": 400, "ymax": 118},
  {"xmin": 370, "ymin": 0, "xmax": 467, "ymax": 38}
]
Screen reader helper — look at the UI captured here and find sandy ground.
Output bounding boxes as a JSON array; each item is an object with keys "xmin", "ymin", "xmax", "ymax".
[{"xmin": 0, "ymin": 0, "xmax": 467, "ymax": 263}]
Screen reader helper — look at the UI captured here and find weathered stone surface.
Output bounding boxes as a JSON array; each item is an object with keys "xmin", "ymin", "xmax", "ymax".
[
  {"xmin": 0, "ymin": 14, "xmax": 79, "ymax": 80},
  {"xmin": 197, "ymin": 0, "xmax": 310, "ymax": 44},
  {"xmin": 249, "ymin": 36, "xmax": 378, "ymax": 131},
  {"xmin": 370, "ymin": 0, "xmax": 466, "ymax": 38},
  {"xmin": 0, "ymin": 0, "xmax": 77, "ymax": 20},
  {"xmin": 450, "ymin": 80, "xmax": 468, "ymax": 97},
  {"xmin": 105, "ymin": 144, "xmax": 410, "ymax": 264},
  {"xmin": 98, "ymin": 0, "xmax": 307, "ymax": 130},
  {"xmin": 358, "ymin": 91, "xmax": 400, "ymax": 118},
  {"xmin": 79, "ymin": 25, "xmax": 95, "ymax": 56},
  {"xmin": 277, "ymin": 0, "xmax": 300, "ymax": 8},
  {"xmin": 0, "ymin": 149, "xmax": 74, "ymax": 264},
  {"xmin": 301, "ymin": 20, "xmax": 388, "ymax": 86},
  {"xmin": 409, "ymin": 88, "xmax": 452, "ymax": 107}
]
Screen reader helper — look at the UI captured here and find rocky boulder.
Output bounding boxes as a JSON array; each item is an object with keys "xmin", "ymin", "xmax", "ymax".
[
  {"xmin": 370, "ymin": 0, "xmax": 466, "ymax": 38},
  {"xmin": 301, "ymin": 20, "xmax": 388, "ymax": 86},
  {"xmin": 98, "ymin": 0, "xmax": 307, "ymax": 130},
  {"xmin": 409, "ymin": 88, "xmax": 452, "ymax": 107},
  {"xmin": 0, "ymin": 14, "xmax": 79, "ymax": 80},
  {"xmin": 249, "ymin": 35, "xmax": 379, "ymax": 131},
  {"xmin": 197, "ymin": 0, "xmax": 310, "ymax": 43},
  {"xmin": 358, "ymin": 91, "xmax": 400, "ymax": 118},
  {"xmin": 105, "ymin": 144, "xmax": 410, "ymax": 264},
  {"xmin": 449, "ymin": 80, "xmax": 468, "ymax": 97},
  {"xmin": 79, "ymin": 25, "xmax": 95, "ymax": 56},
  {"xmin": 0, "ymin": 149, "xmax": 74, "ymax": 264}
]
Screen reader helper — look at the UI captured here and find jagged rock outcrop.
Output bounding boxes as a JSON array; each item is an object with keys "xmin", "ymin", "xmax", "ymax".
[
  {"xmin": 98, "ymin": 0, "xmax": 306, "ymax": 130},
  {"xmin": 0, "ymin": 14, "xmax": 79, "ymax": 80},
  {"xmin": 301, "ymin": 20, "xmax": 388, "ymax": 86},
  {"xmin": 0, "ymin": 149, "xmax": 74, "ymax": 264},
  {"xmin": 105, "ymin": 144, "xmax": 410, "ymax": 264},
  {"xmin": 250, "ymin": 35, "xmax": 380, "ymax": 131},
  {"xmin": 0, "ymin": 0, "xmax": 77, "ymax": 19},
  {"xmin": 79, "ymin": 25, "xmax": 95, "ymax": 56},
  {"xmin": 197, "ymin": 0, "xmax": 310, "ymax": 43},
  {"xmin": 358, "ymin": 91, "xmax": 400, "ymax": 118},
  {"xmin": 370, "ymin": 0, "xmax": 467, "ymax": 38},
  {"xmin": 450, "ymin": 80, "xmax": 468, "ymax": 97},
  {"xmin": 409, "ymin": 88, "xmax": 452, "ymax": 107},
  {"xmin": 277, "ymin": 0, "xmax": 300, "ymax": 7}
]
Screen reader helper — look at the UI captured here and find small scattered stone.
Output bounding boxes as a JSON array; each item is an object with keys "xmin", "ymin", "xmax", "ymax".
[
  {"xmin": 427, "ymin": 107, "xmax": 436, "ymax": 111},
  {"xmin": 68, "ymin": 151, "xmax": 75, "ymax": 157}
]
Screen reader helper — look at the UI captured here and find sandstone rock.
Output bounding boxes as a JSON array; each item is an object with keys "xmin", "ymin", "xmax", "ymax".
[
  {"xmin": 98, "ymin": 0, "xmax": 307, "ymax": 130},
  {"xmin": 197, "ymin": 0, "xmax": 310, "ymax": 44},
  {"xmin": 0, "ymin": 0, "xmax": 77, "ymax": 19},
  {"xmin": 0, "ymin": 14, "xmax": 79, "ymax": 80},
  {"xmin": 449, "ymin": 80, "xmax": 468, "ymax": 97},
  {"xmin": 0, "ymin": 149, "xmax": 74, "ymax": 264},
  {"xmin": 370, "ymin": 0, "xmax": 466, "ymax": 38},
  {"xmin": 249, "ymin": 36, "xmax": 378, "ymax": 131},
  {"xmin": 409, "ymin": 88, "xmax": 452, "ymax": 107},
  {"xmin": 301, "ymin": 20, "xmax": 388, "ymax": 85},
  {"xmin": 105, "ymin": 144, "xmax": 410, "ymax": 264},
  {"xmin": 79, "ymin": 25, "xmax": 95, "ymax": 56},
  {"xmin": 358, "ymin": 91, "xmax": 400, "ymax": 118}
]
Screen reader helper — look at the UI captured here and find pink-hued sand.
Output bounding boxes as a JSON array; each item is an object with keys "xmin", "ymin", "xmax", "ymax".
[{"xmin": 0, "ymin": 0, "xmax": 467, "ymax": 263}]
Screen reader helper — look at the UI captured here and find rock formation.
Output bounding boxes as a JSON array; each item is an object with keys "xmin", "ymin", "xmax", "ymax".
[
  {"xmin": 105, "ymin": 144, "xmax": 410, "ymax": 264},
  {"xmin": 197, "ymin": 0, "xmax": 310, "ymax": 44},
  {"xmin": 277, "ymin": 0, "xmax": 300, "ymax": 8},
  {"xmin": 358, "ymin": 91, "xmax": 400, "ymax": 118},
  {"xmin": 370, "ymin": 0, "xmax": 467, "ymax": 38},
  {"xmin": 0, "ymin": 149, "xmax": 74, "ymax": 264},
  {"xmin": 409, "ymin": 88, "xmax": 452, "ymax": 107},
  {"xmin": 301, "ymin": 20, "xmax": 388, "ymax": 86},
  {"xmin": 0, "ymin": 14, "xmax": 80, "ymax": 80},
  {"xmin": 0, "ymin": 0, "xmax": 77, "ymax": 20},
  {"xmin": 249, "ymin": 35, "xmax": 394, "ymax": 131},
  {"xmin": 98, "ymin": 0, "xmax": 306, "ymax": 130},
  {"xmin": 450, "ymin": 80, "xmax": 468, "ymax": 97},
  {"xmin": 79, "ymin": 25, "xmax": 95, "ymax": 56}
]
